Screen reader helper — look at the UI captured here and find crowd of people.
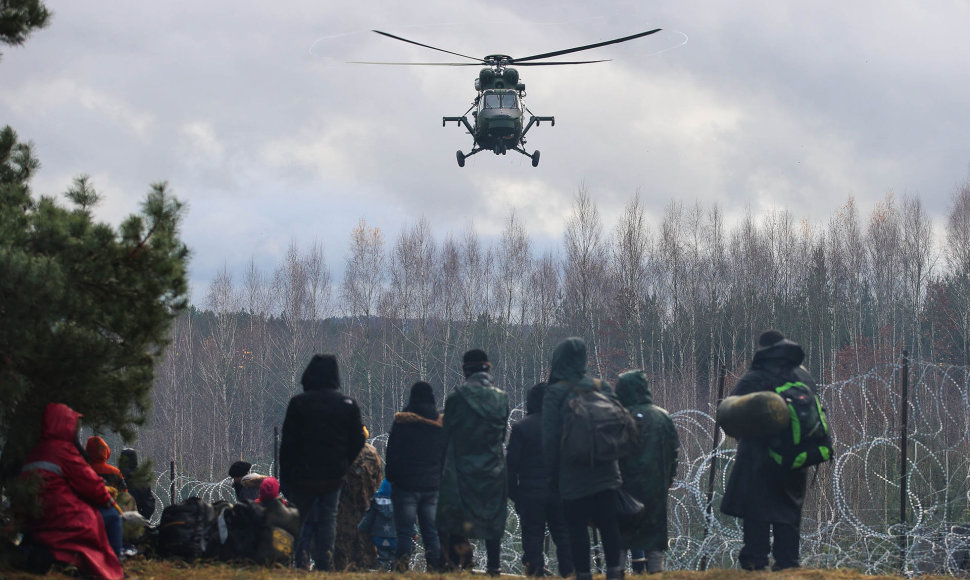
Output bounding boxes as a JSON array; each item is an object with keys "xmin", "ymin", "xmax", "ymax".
[{"xmin": 12, "ymin": 330, "xmax": 825, "ymax": 578}]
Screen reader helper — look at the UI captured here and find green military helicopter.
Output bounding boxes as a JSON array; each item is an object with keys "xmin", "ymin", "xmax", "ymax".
[{"xmin": 355, "ymin": 28, "xmax": 662, "ymax": 167}]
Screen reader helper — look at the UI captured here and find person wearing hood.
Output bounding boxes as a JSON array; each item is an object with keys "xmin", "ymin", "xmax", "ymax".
[
  {"xmin": 118, "ymin": 448, "xmax": 155, "ymax": 520},
  {"xmin": 508, "ymin": 382, "xmax": 573, "ymax": 577},
  {"xmin": 437, "ymin": 349, "xmax": 510, "ymax": 575},
  {"xmin": 385, "ymin": 381, "xmax": 446, "ymax": 571},
  {"xmin": 280, "ymin": 353, "xmax": 365, "ymax": 571},
  {"xmin": 84, "ymin": 436, "xmax": 126, "ymax": 558},
  {"xmin": 18, "ymin": 403, "xmax": 124, "ymax": 580},
  {"xmin": 542, "ymin": 337, "xmax": 624, "ymax": 580},
  {"xmin": 720, "ymin": 330, "xmax": 819, "ymax": 571},
  {"xmin": 615, "ymin": 370, "xmax": 679, "ymax": 574}
]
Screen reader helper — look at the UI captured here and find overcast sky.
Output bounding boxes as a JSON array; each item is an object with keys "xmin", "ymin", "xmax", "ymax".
[{"xmin": 3, "ymin": 1, "xmax": 969, "ymax": 303}]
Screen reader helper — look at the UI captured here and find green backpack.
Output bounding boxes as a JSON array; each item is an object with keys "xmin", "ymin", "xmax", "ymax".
[{"xmin": 767, "ymin": 379, "xmax": 834, "ymax": 470}]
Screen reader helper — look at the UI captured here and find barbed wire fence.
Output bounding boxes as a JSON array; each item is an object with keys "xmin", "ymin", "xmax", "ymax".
[{"xmin": 148, "ymin": 358, "xmax": 970, "ymax": 575}]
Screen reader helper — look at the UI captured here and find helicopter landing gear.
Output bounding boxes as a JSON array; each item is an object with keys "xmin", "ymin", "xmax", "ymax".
[
  {"xmin": 456, "ymin": 150, "xmax": 465, "ymax": 167},
  {"xmin": 531, "ymin": 150, "xmax": 540, "ymax": 167}
]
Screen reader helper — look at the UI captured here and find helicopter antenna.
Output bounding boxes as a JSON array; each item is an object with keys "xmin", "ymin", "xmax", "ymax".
[
  {"xmin": 372, "ymin": 30, "xmax": 482, "ymax": 63},
  {"xmin": 512, "ymin": 28, "xmax": 662, "ymax": 63}
]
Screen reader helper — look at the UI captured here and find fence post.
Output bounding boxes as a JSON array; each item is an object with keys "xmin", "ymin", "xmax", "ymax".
[
  {"xmin": 700, "ymin": 364, "xmax": 727, "ymax": 570},
  {"xmin": 899, "ymin": 349, "xmax": 910, "ymax": 573},
  {"xmin": 169, "ymin": 460, "xmax": 176, "ymax": 505},
  {"xmin": 273, "ymin": 426, "xmax": 279, "ymax": 479}
]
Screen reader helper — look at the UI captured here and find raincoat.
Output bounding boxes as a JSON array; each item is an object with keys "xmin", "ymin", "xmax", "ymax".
[
  {"xmin": 19, "ymin": 403, "xmax": 124, "ymax": 580},
  {"xmin": 542, "ymin": 337, "xmax": 622, "ymax": 501},
  {"xmin": 615, "ymin": 370, "xmax": 679, "ymax": 551},
  {"xmin": 436, "ymin": 372, "xmax": 510, "ymax": 539}
]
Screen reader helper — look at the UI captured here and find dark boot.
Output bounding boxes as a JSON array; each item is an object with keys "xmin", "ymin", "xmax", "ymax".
[{"xmin": 576, "ymin": 573, "xmax": 593, "ymax": 580}]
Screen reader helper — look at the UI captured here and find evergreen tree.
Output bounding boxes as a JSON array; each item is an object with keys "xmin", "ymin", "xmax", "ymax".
[
  {"xmin": 0, "ymin": 0, "xmax": 51, "ymax": 59},
  {"xmin": 0, "ymin": 126, "xmax": 189, "ymax": 482}
]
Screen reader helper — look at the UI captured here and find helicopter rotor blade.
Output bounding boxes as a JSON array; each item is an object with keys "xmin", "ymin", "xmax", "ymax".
[
  {"xmin": 513, "ymin": 59, "xmax": 610, "ymax": 66},
  {"xmin": 512, "ymin": 28, "xmax": 662, "ymax": 63},
  {"xmin": 372, "ymin": 30, "xmax": 483, "ymax": 63},
  {"xmin": 349, "ymin": 61, "xmax": 482, "ymax": 66}
]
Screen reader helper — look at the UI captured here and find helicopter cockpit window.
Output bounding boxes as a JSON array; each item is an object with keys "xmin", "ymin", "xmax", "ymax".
[{"xmin": 483, "ymin": 93, "xmax": 518, "ymax": 109}]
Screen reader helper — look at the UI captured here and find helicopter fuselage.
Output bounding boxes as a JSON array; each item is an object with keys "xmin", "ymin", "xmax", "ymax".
[{"xmin": 473, "ymin": 89, "xmax": 524, "ymax": 154}]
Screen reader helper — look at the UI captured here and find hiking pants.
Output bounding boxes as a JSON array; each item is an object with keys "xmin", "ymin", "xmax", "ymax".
[
  {"xmin": 562, "ymin": 489, "xmax": 621, "ymax": 574},
  {"xmin": 516, "ymin": 495, "xmax": 574, "ymax": 577},
  {"xmin": 739, "ymin": 518, "xmax": 800, "ymax": 570}
]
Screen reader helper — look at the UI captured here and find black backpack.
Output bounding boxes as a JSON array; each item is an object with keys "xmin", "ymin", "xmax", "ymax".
[
  {"xmin": 157, "ymin": 497, "xmax": 215, "ymax": 560},
  {"xmin": 767, "ymin": 378, "xmax": 834, "ymax": 470},
  {"xmin": 561, "ymin": 379, "xmax": 638, "ymax": 467}
]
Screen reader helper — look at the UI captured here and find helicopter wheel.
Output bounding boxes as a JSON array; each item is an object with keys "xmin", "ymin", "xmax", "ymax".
[
  {"xmin": 531, "ymin": 150, "xmax": 540, "ymax": 167},
  {"xmin": 456, "ymin": 150, "xmax": 465, "ymax": 167}
]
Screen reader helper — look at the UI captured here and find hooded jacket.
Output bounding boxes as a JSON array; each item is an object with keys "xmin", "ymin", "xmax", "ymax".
[
  {"xmin": 119, "ymin": 448, "xmax": 155, "ymax": 519},
  {"xmin": 507, "ymin": 383, "xmax": 552, "ymax": 503},
  {"xmin": 279, "ymin": 355, "xmax": 365, "ymax": 494},
  {"xmin": 615, "ymin": 370, "xmax": 679, "ymax": 551},
  {"xmin": 20, "ymin": 403, "xmax": 124, "ymax": 580},
  {"xmin": 385, "ymin": 399, "xmax": 445, "ymax": 492},
  {"xmin": 436, "ymin": 371, "xmax": 510, "ymax": 539},
  {"xmin": 720, "ymin": 338, "xmax": 816, "ymax": 524},
  {"xmin": 542, "ymin": 337, "xmax": 623, "ymax": 501},
  {"xmin": 85, "ymin": 437, "xmax": 126, "ymax": 492}
]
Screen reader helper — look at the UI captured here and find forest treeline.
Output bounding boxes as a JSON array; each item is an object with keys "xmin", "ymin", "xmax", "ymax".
[{"xmin": 137, "ymin": 184, "xmax": 970, "ymax": 481}]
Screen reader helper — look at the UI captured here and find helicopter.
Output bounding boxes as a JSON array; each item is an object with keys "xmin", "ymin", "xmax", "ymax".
[{"xmin": 354, "ymin": 28, "xmax": 662, "ymax": 167}]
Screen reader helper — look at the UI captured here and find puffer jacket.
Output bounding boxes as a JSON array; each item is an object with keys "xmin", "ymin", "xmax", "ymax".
[
  {"xmin": 615, "ymin": 370, "xmax": 679, "ymax": 551},
  {"xmin": 542, "ymin": 337, "xmax": 622, "ymax": 501},
  {"xmin": 385, "ymin": 405, "xmax": 445, "ymax": 492},
  {"xmin": 720, "ymin": 339, "xmax": 816, "ymax": 524}
]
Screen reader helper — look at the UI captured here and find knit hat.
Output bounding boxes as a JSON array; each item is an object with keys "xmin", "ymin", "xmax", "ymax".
[
  {"xmin": 758, "ymin": 329, "xmax": 786, "ymax": 348},
  {"xmin": 258, "ymin": 477, "xmax": 280, "ymax": 503},
  {"xmin": 228, "ymin": 460, "xmax": 252, "ymax": 479},
  {"xmin": 462, "ymin": 348, "xmax": 491, "ymax": 376},
  {"xmin": 301, "ymin": 354, "xmax": 340, "ymax": 391}
]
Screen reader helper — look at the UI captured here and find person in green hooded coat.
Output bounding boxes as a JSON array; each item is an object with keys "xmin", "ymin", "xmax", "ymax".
[
  {"xmin": 542, "ymin": 337, "xmax": 625, "ymax": 580},
  {"xmin": 615, "ymin": 370, "xmax": 679, "ymax": 574},
  {"xmin": 437, "ymin": 349, "xmax": 510, "ymax": 575}
]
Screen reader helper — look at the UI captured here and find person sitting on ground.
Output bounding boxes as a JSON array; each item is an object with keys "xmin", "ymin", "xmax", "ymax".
[
  {"xmin": 118, "ymin": 448, "xmax": 155, "ymax": 521},
  {"xmin": 18, "ymin": 403, "xmax": 124, "ymax": 580},
  {"xmin": 228, "ymin": 460, "xmax": 266, "ymax": 502},
  {"xmin": 84, "ymin": 436, "xmax": 126, "ymax": 559}
]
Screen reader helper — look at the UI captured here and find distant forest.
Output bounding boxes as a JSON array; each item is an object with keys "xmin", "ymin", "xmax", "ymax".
[{"xmin": 135, "ymin": 184, "xmax": 970, "ymax": 481}]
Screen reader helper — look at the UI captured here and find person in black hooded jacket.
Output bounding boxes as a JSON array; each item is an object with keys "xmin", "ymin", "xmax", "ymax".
[
  {"xmin": 118, "ymin": 448, "xmax": 155, "ymax": 520},
  {"xmin": 720, "ymin": 330, "xmax": 819, "ymax": 571},
  {"xmin": 507, "ymin": 382, "xmax": 573, "ymax": 577},
  {"xmin": 280, "ymin": 353, "xmax": 365, "ymax": 571},
  {"xmin": 385, "ymin": 381, "xmax": 445, "ymax": 571}
]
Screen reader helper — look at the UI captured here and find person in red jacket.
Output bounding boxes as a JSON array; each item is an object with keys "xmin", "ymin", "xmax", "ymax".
[{"xmin": 19, "ymin": 403, "xmax": 123, "ymax": 580}]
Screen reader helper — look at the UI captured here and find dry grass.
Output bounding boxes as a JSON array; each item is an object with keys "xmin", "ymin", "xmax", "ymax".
[{"xmin": 0, "ymin": 559, "xmax": 958, "ymax": 580}]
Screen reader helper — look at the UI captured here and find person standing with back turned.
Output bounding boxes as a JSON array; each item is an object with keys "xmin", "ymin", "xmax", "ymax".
[
  {"xmin": 280, "ymin": 354, "xmax": 365, "ymax": 571},
  {"xmin": 720, "ymin": 330, "xmax": 818, "ymax": 571},
  {"xmin": 542, "ymin": 337, "xmax": 625, "ymax": 580},
  {"xmin": 437, "ymin": 349, "xmax": 510, "ymax": 575}
]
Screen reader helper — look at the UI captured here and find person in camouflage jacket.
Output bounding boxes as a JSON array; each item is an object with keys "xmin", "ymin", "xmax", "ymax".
[
  {"xmin": 333, "ymin": 436, "xmax": 383, "ymax": 570},
  {"xmin": 615, "ymin": 370, "xmax": 679, "ymax": 574}
]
